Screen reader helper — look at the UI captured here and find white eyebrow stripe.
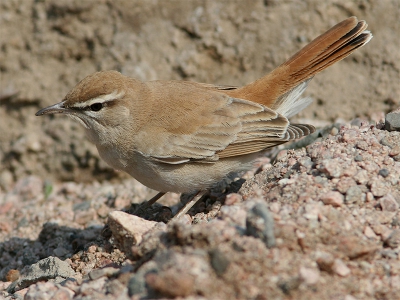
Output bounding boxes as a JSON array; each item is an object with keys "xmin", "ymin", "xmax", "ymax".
[{"xmin": 72, "ymin": 90, "xmax": 125, "ymax": 108}]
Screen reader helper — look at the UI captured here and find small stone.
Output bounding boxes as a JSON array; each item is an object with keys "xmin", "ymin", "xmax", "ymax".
[
  {"xmin": 145, "ymin": 269, "xmax": 194, "ymax": 298},
  {"xmin": 316, "ymin": 251, "xmax": 334, "ymax": 273},
  {"xmin": 320, "ymin": 191, "xmax": 343, "ymax": 207},
  {"xmin": 53, "ymin": 246, "xmax": 69, "ymax": 257},
  {"xmin": 269, "ymin": 202, "xmax": 281, "ymax": 213},
  {"xmin": 278, "ymin": 276, "xmax": 301, "ymax": 295},
  {"xmin": 356, "ymin": 141, "xmax": 369, "ymax": 151},
  {"xmin": 319, "ymin": 159, "xmax": 343, "ymax": 178},
  {"xmin": 332, "ymin": 259, "xmax": 350, "ymax": 277},
  {"xmin": 209, "ymin": 248, "xmax": 230, "ymax": 276},
  {"xmin": 385, "ymin": 229, "xmax": 400, "ymax": 248},
  {"xmin": 354, "ymin": 170, "xmax": 369, "ymax": 184},
  {"xmin": 298, "ymin": 156, "xmax": 313, "ymax": 169},
  {"xmin": 299, "ymin": 267, "xmax": 320, "ymax": 285},
  {"xmin": 7, "ymin": 257, "xmax": 75, "ymax": 293},
  {"xmin": 343, "ymin": 164, "xmax": 357, "ymax": 177},
  {"xmin": 224, "ymin": 193, "xmax": 243, "ymax": 205},
  {"xmin": 364, "ymin": 226, "xmax": 378, "ymax": 239},
  {"xmin": 373, "ymin": 211, "xmax": 396, "ymax": 224},
  {"xmin": 345, "ymin": 186, "xmax": 363, "ymax": 204},
  {"xmin": 246, "ymin": 202, "xmax": 276, "ymax": 248},
  {"xmin": 79, "ymin": 277, "xmax": 107, "ymax": 296},
  {"xmin": 23, "ymin": 282, "xmax": 71, "ymax": 300},
  {"xmin": 366, "ymin": 192, "xmax": 374, "ymax": 202},
  {"xmin": 337, "ymin": 236, "xmax": 378, "ymax": 259},
  {"xmin": 0, "ymin": 281, "xmax": 11, "ymax": 291},
  {"xmin": 219, "ymin": 205, "xmax": 246, "ymax": 227},
  {"xmin": 385, "ymin": 111, "xmax": 400, "ymax": 131},
  {"xmin": 128, "ymin": 273, "xmax": 147, "ymax": 296},
  {"xmin": 0, "ymin": 170, "xmax": 14, "ymax": 189},
  {"xmin": 74, "ymin": 209, "xmax": 97, "ymax": 225},
  {"xmin": 336, "ymin": 177, "xmax": 357, "ymax": 194},
  {"xmin": 89, "ymin": 267, "xmax": 120, "ymax": 280},
  {"xmin": 107, "ymin": 211, "xmax": 159, "ymax": 253},
  {"xmin": 380, "ymin": 194, "xmax": 399, "ymax": 212},
  {"xmin": 13, "ymin": 176, "xmax": 43, "ymax": 200},
  {"xmin": 370, "ymin": 223, "xmax": 392, "ymax": 240},
  {"xmin": 276, "ymin": 150, "xmax": 288, "ymax": 161},
  {"xmin": 354, "ymin": 154, "xmax": 363, "ymax": 162},
  {"xmin": 344, "ymin": 295, "xmax": 358, "ymax": 300},
  {"xmin": 389, "ymin": 145, "xmax": 400, "ymax": 157},
  {"xmin": 378, "ymin": 168, "xmax": 390, "ymax": 178},
  {"xmin": 370, "ymin": 181, "xmax": 388, "ymax": 197},
  {"xmin": 341, "ymin": 129, "xmax": 358, "ymax": 143}
]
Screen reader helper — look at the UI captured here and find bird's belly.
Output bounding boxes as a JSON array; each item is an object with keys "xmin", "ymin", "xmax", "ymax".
[
  {"xmin": 127, "ymin": 154, "xmax": 257, "ymax": 193},
  {"xmin": 97, "ymin": 145, "xmax": 256, "ymax": 193}
]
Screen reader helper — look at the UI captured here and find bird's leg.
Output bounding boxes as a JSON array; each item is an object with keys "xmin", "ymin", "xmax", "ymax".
[
  {"xmin": 131, "ymin": 191, "xmax": 166, "ymax": 216},
  {"xmin": 172, "ymin": 190, "xmax": 208, "ymax": 220}
]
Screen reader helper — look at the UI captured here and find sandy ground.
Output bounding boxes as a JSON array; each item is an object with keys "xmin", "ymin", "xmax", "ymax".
[{"xmin": 1, "ymin": 0, "xmax": 400, "ymax": 299}]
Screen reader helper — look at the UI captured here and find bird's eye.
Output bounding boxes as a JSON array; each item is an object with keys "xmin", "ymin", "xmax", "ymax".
[{"xmin": 90, "ymin": 103, "xmax": 103, "ymax": 111}]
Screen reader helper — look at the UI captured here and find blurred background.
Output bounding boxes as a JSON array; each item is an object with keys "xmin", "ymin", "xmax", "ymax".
[{"xmin": 0, "ymin": 0, "xmax": 399, "ymax": 187}]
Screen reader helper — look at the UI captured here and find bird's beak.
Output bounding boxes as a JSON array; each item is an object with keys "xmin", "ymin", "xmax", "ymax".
[{"xmin": 35, "ymin": 101, "xmax": 67, "ymax": 116}]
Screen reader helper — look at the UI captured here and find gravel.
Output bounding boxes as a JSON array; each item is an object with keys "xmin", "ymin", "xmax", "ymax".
[{"xmin": 1, "ymin": 120, "xmax": 400, "ymax": 299}]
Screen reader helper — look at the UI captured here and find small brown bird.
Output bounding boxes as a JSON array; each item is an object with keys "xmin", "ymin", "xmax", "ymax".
[{"xmin": 36, "ymin": 17, "xmax": 372, "ymax": 218}]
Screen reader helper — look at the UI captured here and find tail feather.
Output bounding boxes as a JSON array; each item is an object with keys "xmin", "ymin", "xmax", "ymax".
[{"xmin": 223, "ymin": 16, "xmax": 372, "ymax": 115}]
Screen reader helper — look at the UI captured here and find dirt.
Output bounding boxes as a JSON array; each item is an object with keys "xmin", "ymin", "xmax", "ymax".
[{"xmin": 0, "ymin": 0, "xmax": 400, "ymax": 299}]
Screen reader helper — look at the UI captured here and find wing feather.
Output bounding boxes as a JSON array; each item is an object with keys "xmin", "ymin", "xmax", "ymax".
[{"xmin": 142, "ymin": 81, "xmax": 313, "ymax": 164}]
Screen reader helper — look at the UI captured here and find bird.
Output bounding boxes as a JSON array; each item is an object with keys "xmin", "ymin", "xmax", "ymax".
[{"xmin": 36, "ymin": 16, "xmax": 372, "ymax": 219}]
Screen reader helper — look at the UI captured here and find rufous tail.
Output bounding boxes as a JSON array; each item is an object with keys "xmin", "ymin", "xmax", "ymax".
[{"xmin": 224, "ymin": 16, "xmax": 372, "ymax": 115}]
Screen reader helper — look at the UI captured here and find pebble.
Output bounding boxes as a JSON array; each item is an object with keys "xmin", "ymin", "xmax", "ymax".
[
  {"xmin": 385, "ymin": 111, "xmax": 400, "ymax": 131},
  {"xmin": 24, "ymin": 282, "xmax": 74, "ymax": 300},
  {"xmin": 364, "ymin": 226, "xmax": 378, "ymax": 239},
  {"xmin": 3, "ymin": 115, "xmax": 400, "ymax": 299},
  {"xmin": 107, "ymin": 211, "xmax": 160, "ymax": 251},
  {"xmin": 209, "ymin": 248, "xmax": 230, "ymax": 276},
  {"xmin": 299, "ymin": 267, "xmax": 320, "ymax": 285},
  {"xmin": 7, "ymin": 257, "xmax": 75, "ymax": 293},
  {"xmin": 336, "ymin": 177, "xmax": 357, "ymax": 194},
  {"xmin": 344, "ymin": 295, "xmax": 358, "ymax": 300},
  {"xmin": 319, "ymin": 159, "xmax": 343, "ymax": 178},
  {"xmin": 354, "ymin": 154, "xmax": 363, "ymax": 161},
  {"xmin": 366, "ymin": 192, "xmax": 374, "ymax": 202},
  {"xmin": 389, "ymin": 145, "xmax": 400, "ymax": 157},
  {"xmin": 79, "ymin": 277, "xmax": 108, "ymax": 296},
  {"xmin": 370, "ymin": 181, "xmax": 388, "ymax": 197},
  {"xmin": 345, "ymin": 186, "xmax": 363, "ymax": 204},
  {"xmin": 0, "ymin": 170, "xmax": 14, "ymax": 189},
  {"xmin": 354, "ymin": 169, "xmax": 369, "ymax": 184},
  {"xmin": 385, "ymin": 229, "xmax": 400, "ymax": 249},
  {"xmin": 316, "ymin": 251, "xmax": 334, "ymax": 273},
  {"xmin": 246, "ymin": 202, "xmax": 276, "ymax": 248},
  {"xmin": 298, "ymin": 156, "xmax": 313, "ymax": 169},
  {"xmin": 378, "ymin": 168, "xmax": 390, "ymax": 177},
  {"xmin": 13, "ymin": 176, "xmax": 43, "ymax": 200},
  {"xmin": 145, "ymin": 269, "xmax": 194, "ymax": 297},
  {"xmin": 276, "ymin": 150, "xmax": 288, "ymax": 161},
  {"xmin": 379, "ymin": 194, "xmax": 399, "ymax": 212},
  {"xmin": 269, "ymin": 202, "xmax": 281, "ymax": 213},
  {"xmin": 224, "ymin": 193, "xmax": 243, "ymax": 205},
  {"xmin": 332, "ymin": 259, "xmax": 350, "ymax": 277},
  {"xmin": 219, "ymin": 205, "xmax": 247, "ymax": 228},
  {"xmin": 89, "ymin": 267, "xmax": 120, "ymax": 280}
]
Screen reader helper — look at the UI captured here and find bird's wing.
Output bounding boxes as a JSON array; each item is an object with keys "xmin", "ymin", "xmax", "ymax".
[{"xmin": 136, "ymin": 81, "xmax": 313, "ymax": 164}]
